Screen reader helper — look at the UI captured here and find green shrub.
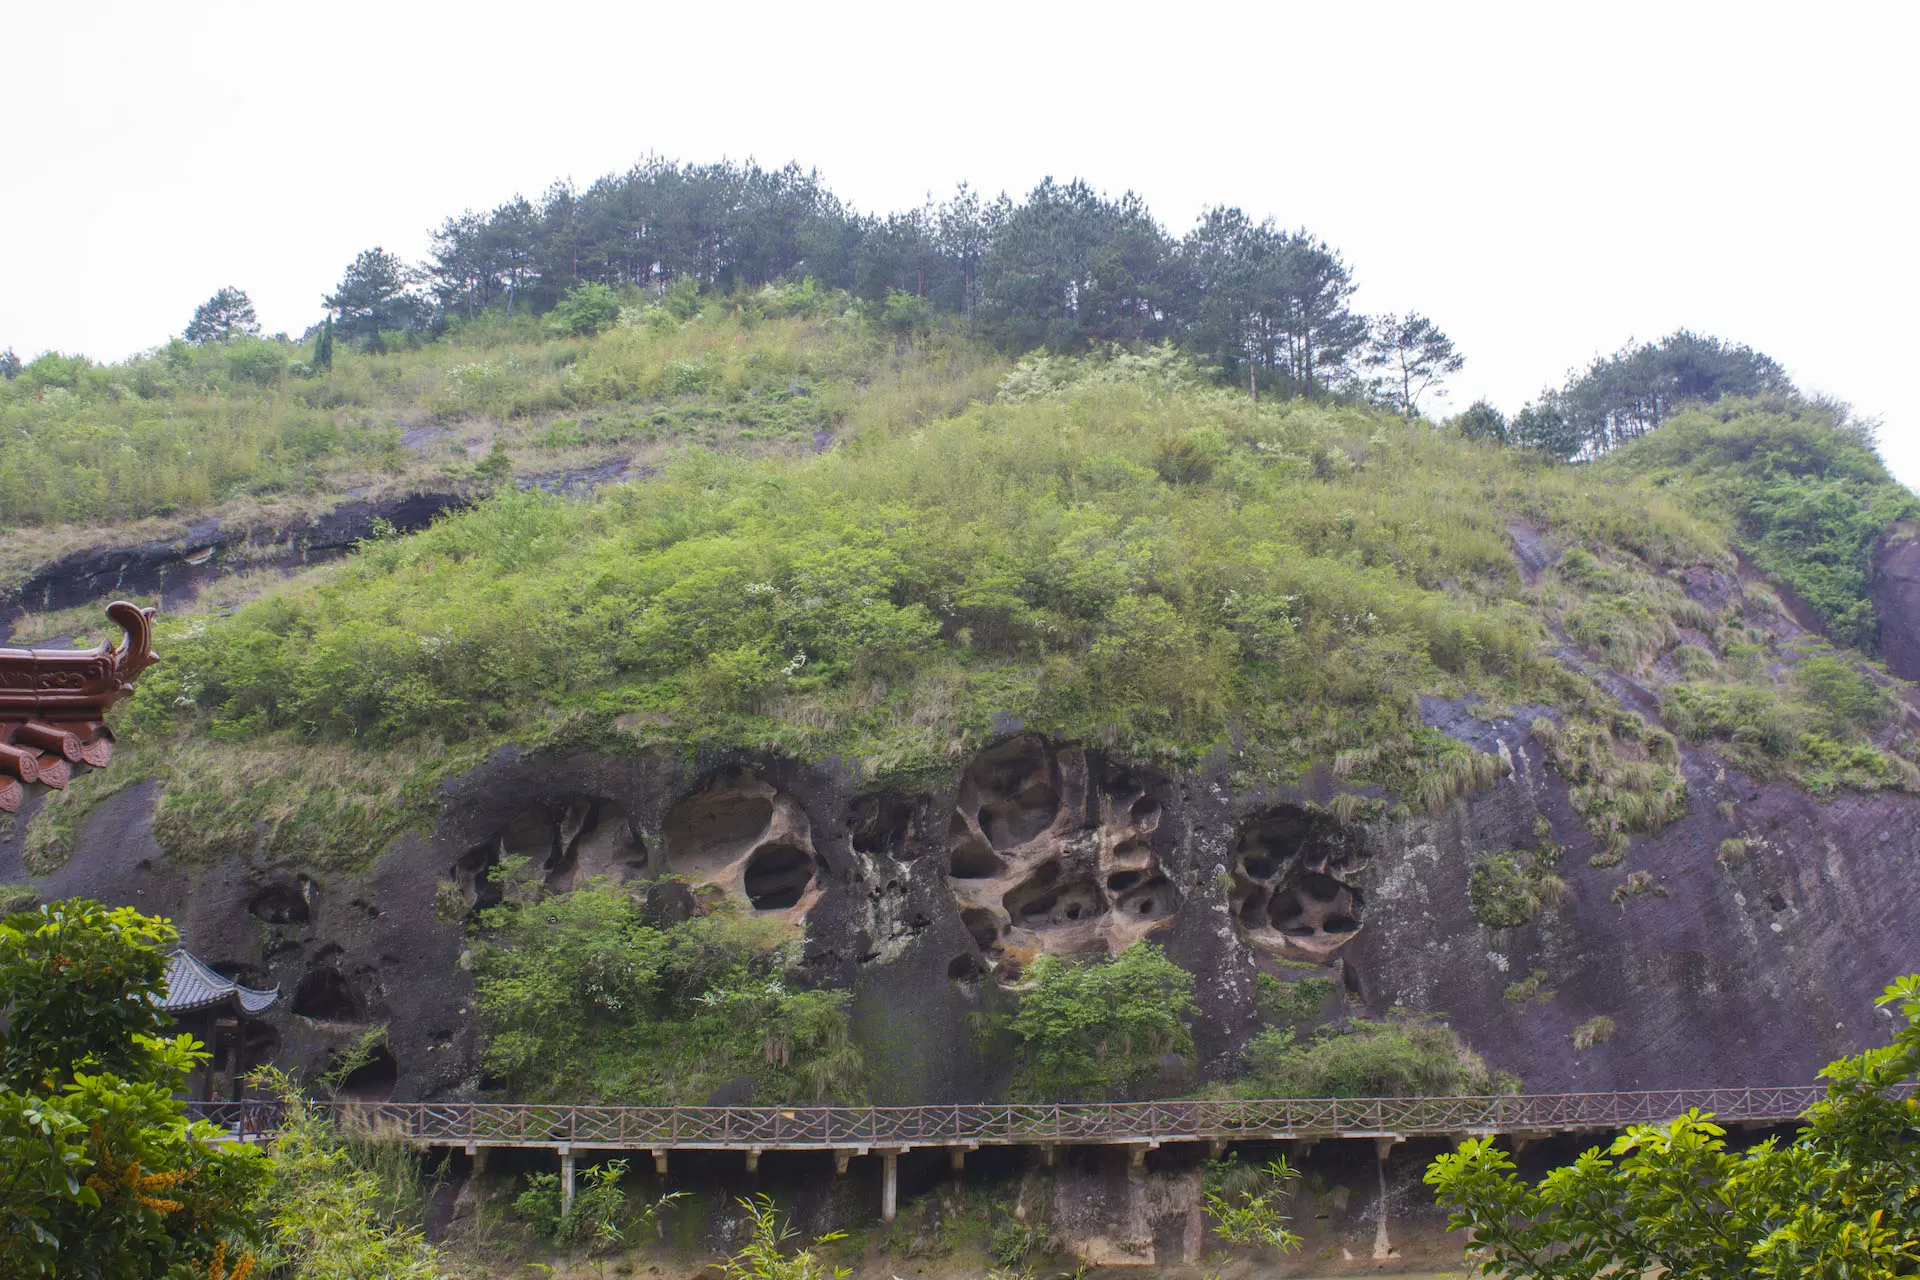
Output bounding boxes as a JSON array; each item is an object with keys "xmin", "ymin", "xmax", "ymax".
[
  {"xmin": 550, "ymin": 283, "xmax": 622, "ymax": 336},
  {"xmin": 1797, "ymin": 655, "xmax": 1888, "ymax": 730},
  {"xmin": 1503, "ymin": 970, "xmax": 1554, "ymax": 1007},
  {"xmin": 1469, "ymin": 850, "xmax": 1568, "ymax": 928},
  {"xmin": 1236, "ymin": 1016, "xmax": 1502, "ymax": 1098},
  {"xmin": 1572, "ymin": 1015, "xmax": 1617, "ymax": 1051},
  {"xmin": 1009, "ymin": 943, "xmax": 1196, "ymax": 1100},
  {"xmin": 472, "ymin": 883, "xmax": 862, "ymax": 1104},
  {"xmin": 1256, "ymin": 973, "xmax": 1336, "ymax": 1025}
]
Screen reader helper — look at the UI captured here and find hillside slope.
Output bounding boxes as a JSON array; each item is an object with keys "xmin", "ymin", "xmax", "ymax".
[{"xmin": 3, "ymin": 325, "xmax": 1916, "ymax": 1111}]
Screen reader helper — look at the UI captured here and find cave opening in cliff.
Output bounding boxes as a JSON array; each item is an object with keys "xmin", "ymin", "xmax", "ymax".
[
  {"xmin": 743, "ymin": 844, "xmax": 813, "ymax": 910},
  {"xmin": 337, "ymin": 1043, "xmax": 398, "ymax": 1099},
  {"xmin": 292, "ymin": 968, "xmax": 359, "ymax": 1022},
  {"xmin": 248, "ymin": 880, "xmax": 310, "ymax": 925}
]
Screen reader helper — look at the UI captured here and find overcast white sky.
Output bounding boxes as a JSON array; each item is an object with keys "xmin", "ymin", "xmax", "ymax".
[{"xmin": 4, "ymin": 2, "xmax": 1915, "ymax": 485}]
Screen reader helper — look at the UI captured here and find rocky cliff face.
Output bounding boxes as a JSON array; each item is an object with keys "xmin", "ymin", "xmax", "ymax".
[
  {"xmin": 1874, "ymin": 523, "xmax": 1920, "ymax": 681},
  {"xmin": 6, "ymin": 695, "xmax": 1915, "ymax": 1103}
]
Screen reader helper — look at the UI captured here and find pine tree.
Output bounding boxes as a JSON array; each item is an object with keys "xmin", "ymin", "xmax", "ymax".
[{"xmin": 312, "ymin": 316, "xmax": 334, "ymax": 371}]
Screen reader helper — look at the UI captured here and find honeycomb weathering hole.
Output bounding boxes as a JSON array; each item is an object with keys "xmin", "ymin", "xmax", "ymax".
[
  {"xmin": 965, "ymin": 737, "xmax": 1062, "ymax": 850},
  {"xmin": 743, "ymin": 844, "xmax": 814, "ymax": 911},
  {"xmin": 950, "ymin": 843, "xmax": 1006, "ymax": 879},
  {"xmin": 664, "ymin": 785, "xmax": 776, "ymax": 875},
  {"xmin": 1231, "ymin": 804, "xmax": 1367, "ymax": 955},
  {"xmin": 960, "ymin": 908, "xmax": 1000, "ymax": 951}
]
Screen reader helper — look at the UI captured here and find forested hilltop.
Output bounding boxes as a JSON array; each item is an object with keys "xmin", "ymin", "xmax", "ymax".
[{"xmin": 5, "ymin": 155, "xmax": 1881, "ymax": 562}]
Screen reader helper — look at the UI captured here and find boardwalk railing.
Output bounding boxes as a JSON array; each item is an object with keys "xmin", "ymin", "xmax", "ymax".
[{"xmin": 186, "ymin": 1086, "xmax": 1874, "ymax": 1148}]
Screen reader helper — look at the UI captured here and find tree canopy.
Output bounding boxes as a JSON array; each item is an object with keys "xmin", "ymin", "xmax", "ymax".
[
  {"xmin": 0, "ymin": 899, "xmax": 265, "ymax": 1279},
  {"xmin": 183, "ymin": 287, "xmax": 260, "ymax": 345}
]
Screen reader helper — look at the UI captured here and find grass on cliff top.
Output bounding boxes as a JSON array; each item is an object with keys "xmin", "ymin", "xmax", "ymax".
[
  {"xmin": 71, "ymin": 346, "xmax": 1913, "ymax": 872},
  {"xmin": 0, "ymin": 285, "xmax": 1003, "ymax": 590}
]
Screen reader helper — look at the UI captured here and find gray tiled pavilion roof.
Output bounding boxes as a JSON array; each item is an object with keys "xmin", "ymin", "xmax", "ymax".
[{"xmin": 159, "ymin": 950, "xmax": 280, "ymax": 1015}]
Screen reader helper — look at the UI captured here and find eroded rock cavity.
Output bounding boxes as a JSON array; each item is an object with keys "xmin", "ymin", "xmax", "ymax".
[
  {"xmin": 1231, "ymin": 805, "xmax": 1368, "ymax": 959},
  {"xmin": 945, "ymin": 736, "xmax": 1177, "ymax": 976},
  {"xmin": 663, "ymin": 768, "xmax": 823, "ymax": 916},
  {"xmin": 451, "ymin": 795, "xmax": 647, "ymax": 909}
]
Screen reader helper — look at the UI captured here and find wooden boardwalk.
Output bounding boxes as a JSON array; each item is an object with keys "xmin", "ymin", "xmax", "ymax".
[
  {"xmin": 187, "ymin": 1086, "xmax": 1853, "ymax": 1217},
  {"xmin": 186, "ymin": 1085, "xmax": 1833, "ymax": 1150}
]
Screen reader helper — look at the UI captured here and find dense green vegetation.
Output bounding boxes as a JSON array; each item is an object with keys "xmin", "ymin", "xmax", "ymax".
[
  {"xmin": 1428, "ymin": 975, "xmax": 1920, "ymax": 1278},
  {"xmin": 1235, "ymin": 1015, "xmax": 1505, "ymax": 1099},
  {"xmin": 0, "ymin": 291, "xmax": 998, "ymax": 571},
  {"xmin": 1598, "ymin": 399, "xmax": 1916, "ymax": 647},
  {"xmin": 1006, "ymin": 943, "xmax": 1196, "ymax": 1100},
  {"xmin": 470, "ymin": 879, "xmax": 860, "ymax": 1104},
  {"xmin": 1, "ymin": 900, "xmax": 264, "ymax": 1278},
  {"xmin": 5, "ymin": 324, "xmax": 1889, "ymax": 884}
]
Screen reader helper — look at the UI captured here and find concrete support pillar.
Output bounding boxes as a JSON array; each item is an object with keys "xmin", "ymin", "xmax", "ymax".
[
  {"xmin": 1128, "ymin": 1143, "xmax": 1149, "ymax": 1172},
  {"xmin": 559, "ymin": 1147, "xmax": 575, "ymax": 1216},
  {"xmin": 746, "ymin": 1148, "xmax": 761, "ymax": 1174},
  {"xmin": 651, "ymin": 1148, "xmax": 668, "ymax": 1177},
  {"xmin": 881, "ymin": 1150, "xmax": 900, "ymax": 1223},
  {"xmin": 950, "ymin": 1147, "xmax": 966, "ymax": 1172},
  {"xmin": 833, "ymin": 1149, "xmax": 851, "ymax": 1176},
  {"xmin": 1207, "ymin": 1137, "xmax": 1227, "ymax": 1159},
  {"xmin": 1040, "ymin": 1143, "xmax": 1058, "ymax": 1168},
  {"xmin": 1290, "ymin": 1138, "xmax": 1317, "ymax": 1162}
]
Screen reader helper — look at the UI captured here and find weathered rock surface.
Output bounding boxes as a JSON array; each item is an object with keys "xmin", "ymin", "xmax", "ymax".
[
  {"xmin": 0, "ymin": 490, "xmax": 471, "ymax": 641},
  {"xmin": 6, "ymin": 692, "xmax": 1918, "ymax": 1105},
  {"xmin": 1874, "ymin": 522, "xmax": 1920, "ymax": 680}
]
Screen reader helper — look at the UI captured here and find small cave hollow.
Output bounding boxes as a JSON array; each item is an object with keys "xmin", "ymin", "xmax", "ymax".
[
  {"xmin": 743, "ymin": 844, "xmax": 814, "ymax": 911},
  {"xmin": 948, "ymin": 953, "xmax": 985, "ymax": 983},
  {"xmin": 1107, "ymin": 870, "xmax": 1145, "ymax": 893},
  {"xmin": 1129, "ymin": 796, "xmax": 1163, "ymax": 831},
  {"xmin": 960, "ymin": 908, "xmax": 1001, "ymax": 952},
  {"xmin": 1269, "ymin": 878, "xmax": 1365, "ymax": 938},
  {"xmin": 850, "ymin": 793, "xmax": 920, "ymax": 858},
  {"xmin": 249, "ymin": 880, "xmax": 310, "ymax": 925},
  {"xmin": 664, "ymin": 777, "xmax": 776, "ymax": 876},
  {"xmin": 1116, "ymin": 874, "xmax": 1175, "ymax": 921},
  {"xmin": 292, "ymin": 968, "xmax": 360, "ymax": 1022},
  {"xmin": 337, "ymin": 1044, "xmax": 399, "ymax": 1099},
  {"xmin": 949, "ymin": 841, "xmax": 1006, "ymax": 879},
  {"xmin": 1007, "ymin": 874, "xmax": 1106, "ymax": 927},
  {"xmin": 964, "ymin": 737, "xmax": 1062, "ymax": 851}
]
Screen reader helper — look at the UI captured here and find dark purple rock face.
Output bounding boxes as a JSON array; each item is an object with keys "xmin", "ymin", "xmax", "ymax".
[{"xmin": 1874, "ymin": 525, "xmax": 1920, "ymax": 680}]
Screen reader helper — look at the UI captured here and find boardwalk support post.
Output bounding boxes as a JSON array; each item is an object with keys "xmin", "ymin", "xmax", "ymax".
[
  {"xmin": 834, "ymin": 1149, "xmax": 851, "ymax": 1176},
  {"xmin": 1041, "ymin": 1143, "xmax": 1058, "ymax": 1168},
  {"xmin": 1128, "ymin": 1143, "xmax": 1151, "ymax": 1172},
  {"xmin": 746, "ymin": 1148, "xmax": 761, "ymax": 1174},
  {"xmin": 881, "ymin": 1150, "xmax": 900, "ymax": 1223},
  {"xmin": 559, "ymin": 1146, "xmax": 575, "ymax": 1216},
  {"xmin": 950, "ymin": 1148, "xmax": 965, "ymax": 1172},
  {"xmin": 651, "ymin": 1149, "xmax": 668, "ymax": 1177},
  {"xmin": 1208, "ymin": 1138, "xmax": 1227, "ymax": 1159}
]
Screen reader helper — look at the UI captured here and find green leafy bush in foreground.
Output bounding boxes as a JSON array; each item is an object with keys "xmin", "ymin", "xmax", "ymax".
[
  {"xmin": 1428, "ymin": 975, "xmax": 1920, "ymax": 1278},
  {"xmin": 0, "ymin": 900, "xmax": 265, "ymax": 1279},
  {"xmin": 471, "ymin": 881, "xmax": 861, "ymax": 1104}
]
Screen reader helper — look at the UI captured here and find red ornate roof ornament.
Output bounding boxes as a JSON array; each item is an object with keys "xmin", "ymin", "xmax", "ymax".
[{"xmin": 0, "ymin": 601, "xmax": 158, "ymax": 812}]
